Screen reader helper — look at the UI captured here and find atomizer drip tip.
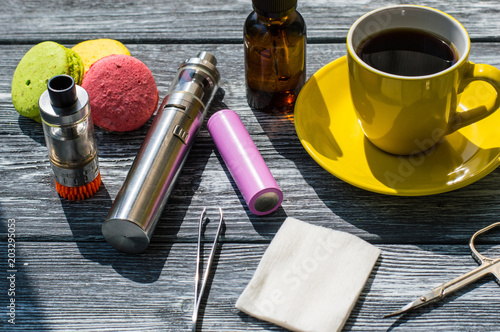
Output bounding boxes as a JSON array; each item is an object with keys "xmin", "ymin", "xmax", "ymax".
[{"xmin": 48, "ymin": 75, "xmax": 78, "ymax": 109}]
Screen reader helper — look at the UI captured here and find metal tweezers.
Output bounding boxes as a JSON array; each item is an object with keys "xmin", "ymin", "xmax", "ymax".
[{"xmin": 192, "ymin": 207, "xmax": 224, "ymax": 332}]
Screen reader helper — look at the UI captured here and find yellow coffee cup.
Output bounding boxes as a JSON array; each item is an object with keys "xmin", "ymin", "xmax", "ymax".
[{"xmin": 347, "ymin": 5, "xmax": 500, "ymax": 155}]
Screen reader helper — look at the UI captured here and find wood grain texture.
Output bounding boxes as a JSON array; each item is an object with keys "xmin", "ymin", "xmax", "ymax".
[
  {"xmin": 1, "ymin": 0, "xmax": 500, "ymax": 43},
  {"xmin": 3, "ymin": 242, "xmax": 500, "ymax": 331},
  {"xmin": 2, "ymin": 43, "xmax": 500, "ymax": 244},
  {"xmin": 2, "ymin": 0, "xmax": 500, "ymax": 330}
]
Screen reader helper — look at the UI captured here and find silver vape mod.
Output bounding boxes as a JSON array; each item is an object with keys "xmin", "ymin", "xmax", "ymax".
[{"xmin": 102, "ymin": 52, "xmax": 220, "ymax": 253}]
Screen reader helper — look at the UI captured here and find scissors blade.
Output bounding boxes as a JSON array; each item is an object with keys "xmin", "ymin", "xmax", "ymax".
[
  {"xmin": 386, "ymin": 222, "xmax": 500, "ymax": 319},
  {"xmin": 384, "ymin": 256, "xmax": 500, "ymax": 318},
  {"xmin": 383, "ymin": 287, "xmax": 443, "ymax": 318}
]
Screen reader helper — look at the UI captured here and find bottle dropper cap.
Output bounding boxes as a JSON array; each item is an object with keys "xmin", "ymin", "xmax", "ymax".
[
  {"xmin": 208, "ymin": 109, "xmax": 283, "ymax": 215},
  {"xmin": 252, "ymin": 0, "xmax": 297, "ymax": 14}
]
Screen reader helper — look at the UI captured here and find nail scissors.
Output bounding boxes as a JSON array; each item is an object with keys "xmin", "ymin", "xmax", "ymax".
[
  {"xmin": 192, "ymin": 207, "xmax": 224, "ymax": 331},
  {"xmin": 384, "ymin": 222, "xmax": 500, "ymax": 318}
]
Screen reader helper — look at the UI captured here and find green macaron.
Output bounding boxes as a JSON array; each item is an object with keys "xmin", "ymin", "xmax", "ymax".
[{"xmin": 11, "ymin": 41, "xmax": 84, "ymax": 123}]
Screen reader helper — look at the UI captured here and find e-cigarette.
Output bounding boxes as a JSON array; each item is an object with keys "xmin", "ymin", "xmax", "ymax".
[{"xmin": 102, "ymin": 52, "xmax": 220, "ymax": 254}]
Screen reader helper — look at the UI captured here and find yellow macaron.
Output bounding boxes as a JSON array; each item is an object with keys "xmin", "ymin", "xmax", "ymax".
[{"xmin": 72, "ymin": 39, "xmax": 130, "ymax": 74}]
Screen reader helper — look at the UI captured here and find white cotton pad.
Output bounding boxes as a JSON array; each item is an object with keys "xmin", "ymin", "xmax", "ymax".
[{"xmin": 236, "ymin": 217, "xmax": 381, "ymax": 332}]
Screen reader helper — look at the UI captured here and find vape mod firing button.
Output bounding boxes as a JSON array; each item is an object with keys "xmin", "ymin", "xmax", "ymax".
[{"xmin": 173, "ymin": 125, "xmax": 189, "ymax": 144}]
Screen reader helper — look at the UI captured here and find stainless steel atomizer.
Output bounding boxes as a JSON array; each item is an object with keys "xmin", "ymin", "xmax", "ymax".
[
  {"xmin": 102, "ymin": 52, "xmax": 220, "ymax": 253},
  {"xmin": 39, "ymin": 75, "xmax": 101, "ymax": 200}
]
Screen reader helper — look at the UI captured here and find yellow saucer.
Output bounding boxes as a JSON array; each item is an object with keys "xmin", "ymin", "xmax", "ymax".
[{"xmin": 294, "ymin": 56, "xmax": 500, "ymax": 196}]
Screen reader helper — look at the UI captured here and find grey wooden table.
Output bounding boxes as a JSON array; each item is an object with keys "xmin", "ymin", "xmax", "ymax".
[{"xmin": 2, "ymin": 0, "xmax": 500, "ymax": 331}]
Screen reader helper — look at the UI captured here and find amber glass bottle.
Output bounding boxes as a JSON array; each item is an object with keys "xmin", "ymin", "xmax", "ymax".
[{"xmin": 244, "ymin": 0, "xmax": 306, "ymax": 113}]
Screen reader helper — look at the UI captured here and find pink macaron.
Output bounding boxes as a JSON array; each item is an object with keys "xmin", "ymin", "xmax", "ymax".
[{"xmin": 82, "ymin": 54, "xmax": 159, "ymax": 132}]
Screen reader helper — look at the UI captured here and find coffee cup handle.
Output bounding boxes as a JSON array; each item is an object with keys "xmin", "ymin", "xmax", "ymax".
[{"xmin": 448, "ymin": 63, "xmax": 500, "ymax": 133}]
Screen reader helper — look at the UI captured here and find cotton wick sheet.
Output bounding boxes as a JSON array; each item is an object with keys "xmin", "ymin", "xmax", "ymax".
[{"xmin": 236, "ymin": 217, "xmax": 381, "ymax": 332}]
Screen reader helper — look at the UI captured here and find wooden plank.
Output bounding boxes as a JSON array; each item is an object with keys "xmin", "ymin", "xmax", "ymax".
[
  {"xmin": 2, "ymin": 43, "xmax": 500, "ymax": 244},
  {"xmin": 4, "ymin": 242, "xmax": 500, "ymax": 330},
  {"xmin": 3, "ymin": 1, "xmax": 500, "ymax": 331},
  {"xmin": 1, "ymin": 0, "xmax": 500, "ymax": 43}
]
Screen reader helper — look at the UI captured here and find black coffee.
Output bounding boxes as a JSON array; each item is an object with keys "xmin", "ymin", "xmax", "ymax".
[{"xmin": 356, "ymin": 28, "xmax": 458, "ymax": 76}]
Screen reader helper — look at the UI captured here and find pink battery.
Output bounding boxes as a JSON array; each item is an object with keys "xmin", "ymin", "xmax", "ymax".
[{"xmin": 207, "ymin": 109, "xmax": 283, "ymax": 215}]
